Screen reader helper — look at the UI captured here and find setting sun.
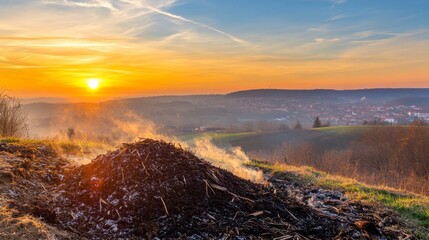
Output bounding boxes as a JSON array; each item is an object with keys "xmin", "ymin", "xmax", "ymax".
[{"xmin": 87, "ymin": 79, "xmax": 100, "ymax": 90}]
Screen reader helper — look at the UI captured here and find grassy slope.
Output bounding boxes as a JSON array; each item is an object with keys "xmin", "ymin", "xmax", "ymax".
[
  {"xmin": 180, "ymin": 126, "xmax": 370, "ymax": 152},
  {"xmin": 179, "ymin": 132, "xmax": 257, "ymax": 142},
  {"xmin": 250, "ymin": 161, "xmax": 429, "ymax": 239}
]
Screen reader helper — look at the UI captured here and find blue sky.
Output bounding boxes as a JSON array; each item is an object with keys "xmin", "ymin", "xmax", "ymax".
[{"xmin": 172, "ymin": 0, "xmax": 429, "ymax": 36}]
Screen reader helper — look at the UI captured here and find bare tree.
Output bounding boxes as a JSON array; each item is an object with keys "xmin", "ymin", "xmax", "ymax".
[{"xmin": 0, "ymin": 91, "xmax": 28, "ymax": 138}]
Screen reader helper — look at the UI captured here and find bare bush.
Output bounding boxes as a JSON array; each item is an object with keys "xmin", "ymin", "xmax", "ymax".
[{"xmin": 0, "ymin": 92, "xmax": 28, "ymax": 138}]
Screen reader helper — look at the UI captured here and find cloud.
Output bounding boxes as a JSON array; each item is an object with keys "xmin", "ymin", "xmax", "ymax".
[
  {"xmin": 331, "ymin": 0, "xmax": 347, "ymax": 8},
  {"xmin": 314, "ymin": 38, "xmax": 341, "ymax": 44},
  {"xmin": 145, "ymin": 6, "xmax": 247, "ymax": 45},
  {"xmin": 309, "ymin": 25, "xmax": 331, "ymax": 33},
  {"xmin": 43, "ymin": 0, "xmax": 118, "ymax": 12},
  {"xmin": 314, "ymin": 38, "xmax": 340, "ymax": 43},
  {"xmin": 332, "ymin": 0, "xmax": 347, "ymax": 5},
  {"xmin": 42, "ymin": 0, "xmax": 247, "ymax": 45},
  {"xmin": 329, "ymin": 14, "xmax": 346, "ymax": 21}
]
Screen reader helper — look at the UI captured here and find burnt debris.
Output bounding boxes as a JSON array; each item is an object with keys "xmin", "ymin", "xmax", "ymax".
[{"xmin": 47, "ymin": 139, "xmax": 414, "ymax": 239}]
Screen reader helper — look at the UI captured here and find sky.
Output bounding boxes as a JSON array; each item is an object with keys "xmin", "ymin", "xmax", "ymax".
[{"xmin": 0, "ymin": 0, "xmax": 429, "ymax": 100}]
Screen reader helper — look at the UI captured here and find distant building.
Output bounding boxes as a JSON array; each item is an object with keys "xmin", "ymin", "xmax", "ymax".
[
  {"xmin": 408, "ymin": 112, "xmax": 429, "ymax": 122},
  {"xmin": 383, "ymin": 118, "xmax": 397, "ymax": 125}
]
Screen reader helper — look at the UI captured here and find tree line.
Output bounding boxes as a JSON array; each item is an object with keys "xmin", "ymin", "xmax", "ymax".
[{"xmin": 271, "ymin": 124, "xmax": 429, "ymax": 195}]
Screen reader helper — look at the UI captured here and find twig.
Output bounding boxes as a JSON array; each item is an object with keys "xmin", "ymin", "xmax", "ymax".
[
  {"xmin": 100, "ymin": 198, "xmax": 109, "ymax": 206},
  {"xmin": 249, "ymin": 211, "xmax": 264, "ymax": 217},
  {"xmin": 115, "ymin": 209, "xmax": 121, "ymax": 219},
  {"xmin": 210, "ymin": 184, "xmax": 228, "ymax": 192},
  {"xmin": 159, "ymin": 197, "xmax": 169, "ymax": 216},
  {"xmin": 284, "ymin": 208, "xmax": 299, "ymax": 221},
  {"xmin": 204, "ymin": 180, "xmax": 216, "ymax": 196},
  {"xmin": 228, "ymin": 191, "xmax": 255, "ymax": 203},
  {"xmin": 112, "ymin": 148, "xmax": 127, "ymax": 159},
  {"xmin": 273, "ymin": 235, "xmax": 294, "ymax": 240},
  {"xmin": 144, "ymin": 153, "xmax": 150, "ymax": 161},
  {"xmin": 207, "ymin": 214, "xmax": 216, "ymax": 220},
  {"xmin": 70, "ymin": 210, "xmax": 77, "ymax": 220},
  {"xmin": 141, "ymin": 162, "xmax": 150, "ymax": 176},
  {"xmin": 121, "ymin": 168, "xmax": 125, "ymax": 184},
  {"xmin": 233, "ymin": 211, "xmax": 245, "ymax": 220},
  {"xmin": 154, "ymin": 168, "xmax": 162, "ymax": 174},
  {"xmin": 40, "ymin": 183, "xmax": 47, "ymax": 192}
]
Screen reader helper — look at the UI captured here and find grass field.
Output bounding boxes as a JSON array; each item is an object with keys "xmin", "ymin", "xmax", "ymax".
[
  {"xmin": 180, "ymin": 126, "xmax": 371, "ymax": 153},
  {"xmin": 250, "ymin": 160, "xmax": 429, "ymax": 239}
]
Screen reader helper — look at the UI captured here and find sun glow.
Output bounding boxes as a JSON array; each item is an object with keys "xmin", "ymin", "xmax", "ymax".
[{"xmin": 87, "ymin": 79, "xmax": 100, "ymax": 90}]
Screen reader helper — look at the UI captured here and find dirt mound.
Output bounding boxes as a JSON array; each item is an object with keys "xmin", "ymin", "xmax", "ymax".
[
  {"xmin": 0, "ymin": 205, "xmax": 73, "ymax": 240},
  {"xmin": 49, "ymin": 139, "xmax": 413, "ymax": 239},
  {"xmin": 0, "ymin": 142, "xmax": 77, "ymax": 240}
]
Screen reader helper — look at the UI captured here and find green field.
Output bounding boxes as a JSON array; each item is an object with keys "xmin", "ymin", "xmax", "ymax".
[{"xmin": 180, "ymin": 126, "xmax": 371, "ymax": 153}]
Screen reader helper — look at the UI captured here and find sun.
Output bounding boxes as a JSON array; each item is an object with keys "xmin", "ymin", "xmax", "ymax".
[{"xmin": 87, "ymin": 79, "xmax": 100, "ymax": 90}]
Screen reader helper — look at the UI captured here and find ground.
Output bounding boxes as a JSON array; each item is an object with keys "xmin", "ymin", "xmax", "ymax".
[
  {"xmin": 0, "ymin": 138, "xmax": 427, "ymax": 239},
  {"xmin": 249, "ymin": 160, "xmax": 429, "ymax": 239}
]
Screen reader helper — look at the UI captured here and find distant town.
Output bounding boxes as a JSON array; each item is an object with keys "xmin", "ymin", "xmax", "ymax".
[{"xmin": 24, "ymin": 89, "xmax": 429, "ymax": 137}]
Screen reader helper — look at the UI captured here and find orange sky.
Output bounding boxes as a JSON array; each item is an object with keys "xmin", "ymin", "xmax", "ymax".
[{"xmin": 1, "ymin": 0, "xmax": 429, "ymax": 101}]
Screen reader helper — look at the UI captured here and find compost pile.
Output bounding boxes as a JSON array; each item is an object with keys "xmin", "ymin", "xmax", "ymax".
[{"xmin": 49, "ymin": 139, "xmax": 414, "ymax": 239}]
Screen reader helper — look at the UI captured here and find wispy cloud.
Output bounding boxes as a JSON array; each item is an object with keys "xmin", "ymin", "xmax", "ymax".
[
  {"xmin": 332, "ymin": 0, "xmax": 347, "ymax": 5},
  {"xmin": 331, "ymin": 0, "xmax": 347, "ymax": 8},
  {"xmin": 314, "ymin": 38, "xmax": 340, "ymax": 43},
  {"xmin": 329, "ymin": 14, "xmax": 347, "ymax": 21},
  {"xmin": 43, "ymin": 0, "xmax": 118, "ymax": 12},
  {"xmin": 145, "ymin": 6, "xmax": 247, "ymax": 45},
  {"xmin": 42, "ymin": 0, "xmax": 247, "ymax": 45}
]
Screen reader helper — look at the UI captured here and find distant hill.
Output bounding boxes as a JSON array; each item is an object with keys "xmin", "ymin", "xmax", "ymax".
[
  {"xmin": 22, "ymin": 88, "xmax": 429, "ymax": 138},
  {"xmin": 20, "ymin": 97, "xmax": 70, "ymax": 104},
  {"xmin": 227, "ymin": 88, "xmax": 429, "ymax": 103}
]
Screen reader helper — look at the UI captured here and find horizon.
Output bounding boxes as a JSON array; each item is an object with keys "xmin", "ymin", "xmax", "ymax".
[
  {"xmin": 18, "ymin": 87, "xmax": 429, "ymax": 104},
  {"xmin": 1, "ymin": 0, "xmax": 429, "ymax": 100}
]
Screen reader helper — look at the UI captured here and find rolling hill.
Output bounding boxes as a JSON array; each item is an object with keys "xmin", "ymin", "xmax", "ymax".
[{"xmin": 183, "ymin": 126, "xmax": 370, "ymax": 153}]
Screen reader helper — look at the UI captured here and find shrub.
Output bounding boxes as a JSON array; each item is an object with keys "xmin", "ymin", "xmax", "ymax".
[{"xmin": 0, "ymin": 92, "xmax": 28, "ymax": 138}]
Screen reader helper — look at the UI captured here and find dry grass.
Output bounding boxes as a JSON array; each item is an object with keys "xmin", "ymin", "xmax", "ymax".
[
  {"xmin": 250, "ymin": 160, "xmax": 429, "ymax": 239},
  {"xmin": 0, "ymin": 205, "xmax": 73, "ymax": 240},
  {"xmin": 0, "ymin": 137, "xmax": 112, "ymax": 160},
  {"xmin": 0, "ymin": 138, "xmax": 114, "ymax": 164}
]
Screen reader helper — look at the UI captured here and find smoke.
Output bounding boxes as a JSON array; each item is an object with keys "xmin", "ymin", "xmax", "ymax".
[
  {"xmin": 185, "ymin": 137, "xmax": 264, "ymax": 183},
  {"xmin": 28, "ymin": 103, "xmax": 264, "ymax": 183},
  {"xmin": 110, "ymin": 112, "xmax": 265, "ymax": 182}
]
